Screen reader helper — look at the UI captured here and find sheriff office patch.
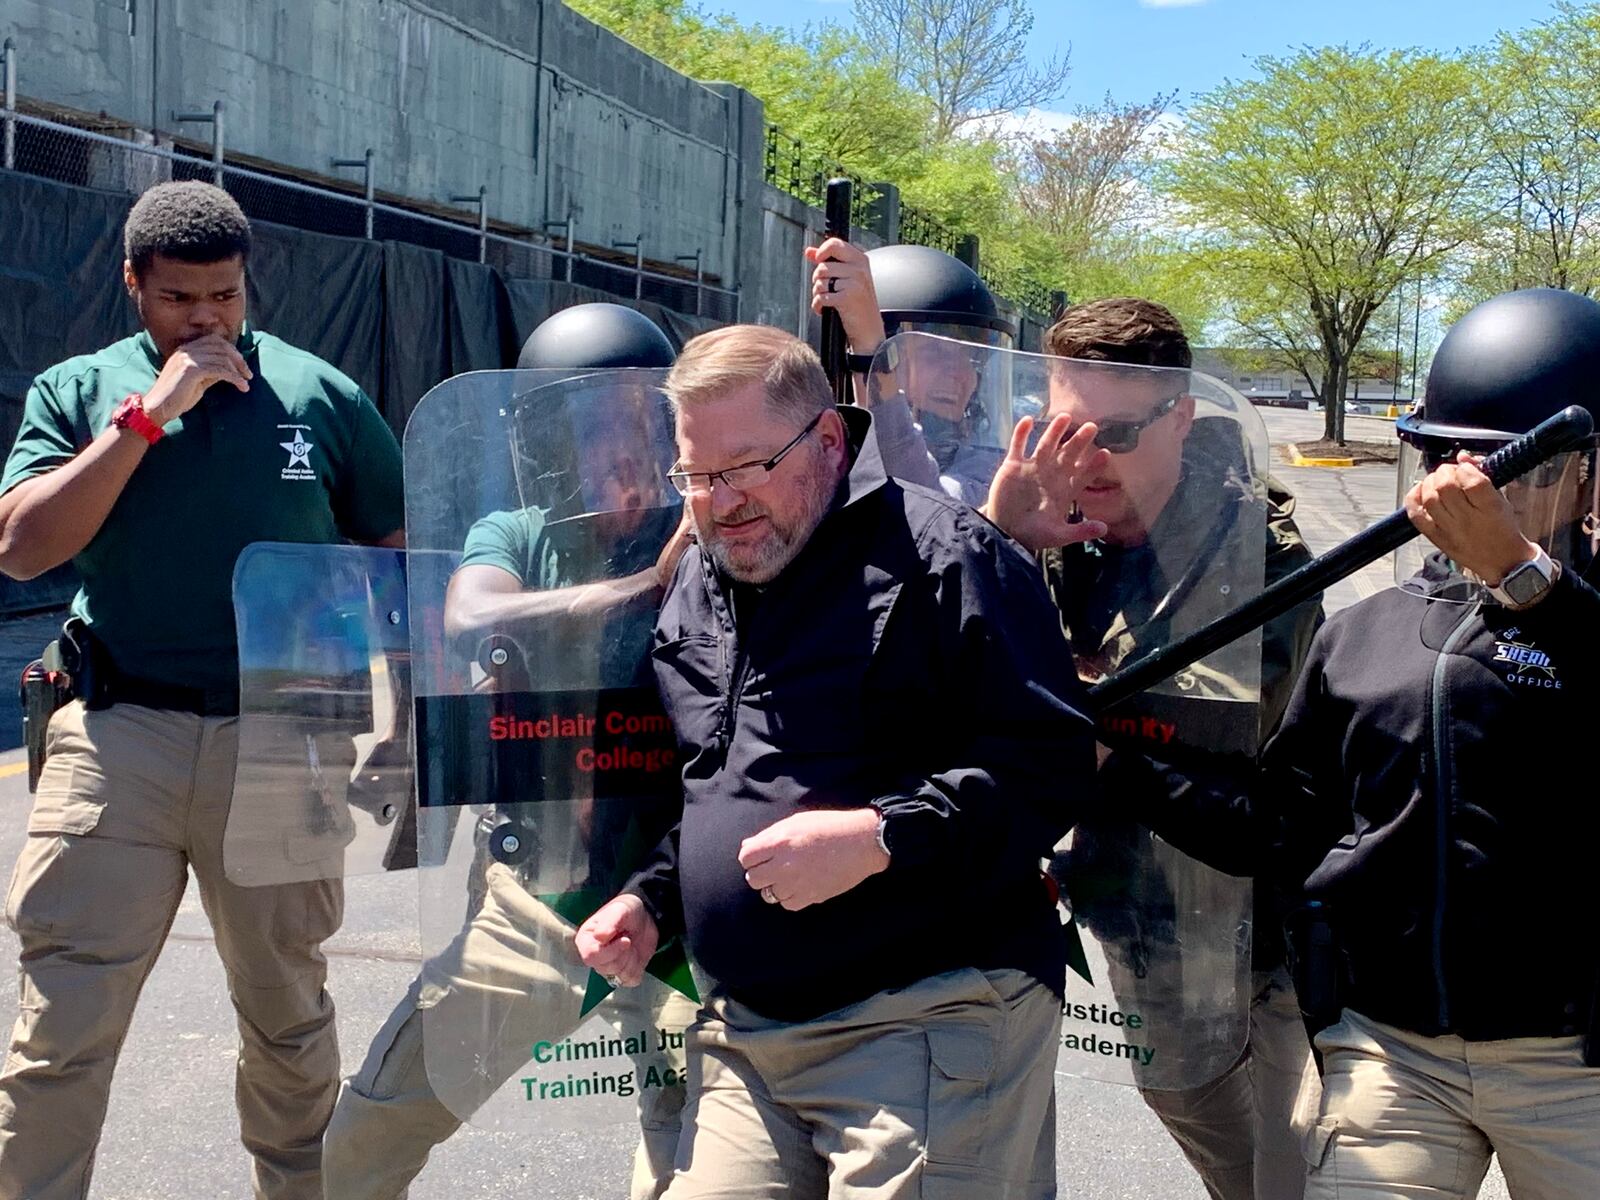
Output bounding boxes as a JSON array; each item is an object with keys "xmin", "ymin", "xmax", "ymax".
[{"xmin": 1493, "ymin": 636, "xmax": 1561, "ymax": 689}]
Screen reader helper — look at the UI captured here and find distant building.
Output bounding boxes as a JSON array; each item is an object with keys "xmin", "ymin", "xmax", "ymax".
[{"xmin": 1194, "ymin": 348, "xmax": 1416, "ymax": 409}]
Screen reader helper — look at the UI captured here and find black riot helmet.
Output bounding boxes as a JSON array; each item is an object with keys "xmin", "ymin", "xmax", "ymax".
[
  {"xmin": 1398, "ymin": 287, "xmax": 1600, "ymax": 454},
  {"xmin": 1394, "ymin": 288, "xmax": 1600, "ymax": 591},
  {"xmin": 867, "ymin": 244, "xmax": 1017, "ymax": 348},
  {"xmin": 515, "ymin": 302, "xmax": 676, "ymax": 371}
]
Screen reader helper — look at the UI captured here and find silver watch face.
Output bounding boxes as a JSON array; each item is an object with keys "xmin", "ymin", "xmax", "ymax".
[{"xmin": 1502, "ymin": 561, "xmax": 1551, "ymax": 605}]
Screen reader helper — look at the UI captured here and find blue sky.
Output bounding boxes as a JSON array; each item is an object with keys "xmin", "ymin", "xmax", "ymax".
[{"xmin": 709, "ymin": 0, "xmax": 1556, "ymax": 110}]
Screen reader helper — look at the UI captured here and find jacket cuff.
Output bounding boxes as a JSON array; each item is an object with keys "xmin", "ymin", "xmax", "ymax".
[
  {"xmin": 869, "ymin": 798, "xmax": 950, "ymax": 872},
  {"xmin": 621, "ymin": 879, "xmax": 684, "ymax": 944}
]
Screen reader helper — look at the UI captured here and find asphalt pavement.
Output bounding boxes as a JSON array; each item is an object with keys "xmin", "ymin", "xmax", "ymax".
[{"xmin": 0, "ymin": 407, "xmax": 1511, "ymax": 1198}]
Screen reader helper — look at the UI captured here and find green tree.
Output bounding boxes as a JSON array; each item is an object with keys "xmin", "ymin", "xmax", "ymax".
[
  {"xmin": 566, "ymin": 0, "xmax": 931, "ymax": 175},
  {"xmin": 1165, "ymin": 46, "xmax": 1488, "ymax": 442},
  {"xmin": 1458, "ymin": 2, "xmax": 1600, "ymax": 307}
]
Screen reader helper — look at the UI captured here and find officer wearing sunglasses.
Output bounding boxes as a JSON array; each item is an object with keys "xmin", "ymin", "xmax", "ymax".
[{"xmin": 1006, "ymin": 298, "xmax": 1325, "ymax": 1200}]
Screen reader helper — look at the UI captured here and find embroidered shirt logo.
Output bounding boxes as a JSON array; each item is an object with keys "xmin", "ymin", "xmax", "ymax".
[
  {"xmin": 278, "ymin": 424, "xmax": 316, "ymax": 481},
  {"xmin": 1492, "ymin": 637, "xmax": 1561, "ymax": 688}
]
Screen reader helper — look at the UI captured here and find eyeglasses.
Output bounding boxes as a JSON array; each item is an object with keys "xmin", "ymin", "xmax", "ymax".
[
  {"xmin": 667, "ymin": 412, "xmax": 823, "ymax": 497},
  {"xmin": 1058, "ymin": 392, "xmax": 1182, "ymax": 454}
]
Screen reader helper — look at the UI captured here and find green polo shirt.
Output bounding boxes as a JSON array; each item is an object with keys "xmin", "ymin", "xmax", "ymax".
[
  {"xmin": 2, "ymin": 325, "xmax": 404, "ymax": 694},
  {"xmin": 460, "ymin": 507, "xmax": 562, "ymax": 589}
]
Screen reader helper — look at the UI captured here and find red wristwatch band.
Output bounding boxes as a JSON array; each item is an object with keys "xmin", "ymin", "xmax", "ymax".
[{"xmin": 112, "ymin": 394, "xmax": 164, "ymax": 445}]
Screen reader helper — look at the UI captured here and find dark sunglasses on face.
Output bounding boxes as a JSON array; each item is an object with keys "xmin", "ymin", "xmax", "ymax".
[{"xmin": 1056, "ymin": 391, "xmax": 1182, "ymax": 454}]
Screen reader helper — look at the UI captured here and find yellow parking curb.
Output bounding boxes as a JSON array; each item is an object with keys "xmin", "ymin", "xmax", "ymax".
[{"xmin": 1287, "ymin": 442, "xmax": 1355, "ymax": 468}]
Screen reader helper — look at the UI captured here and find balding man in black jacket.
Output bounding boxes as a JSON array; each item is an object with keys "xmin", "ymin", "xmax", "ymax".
[{"xmin": 577, "ymin": 324, "xmax": 1094, "ymax": 1200}]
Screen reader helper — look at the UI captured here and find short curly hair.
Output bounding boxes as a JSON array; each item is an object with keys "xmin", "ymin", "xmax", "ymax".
[
  {"xmin": 1045, "ymin": 297, "xmax": 1191, "ymax": 369},
  {"xmin": 124, "ymin": 181, "xmax": 251, "ymax": 277}
]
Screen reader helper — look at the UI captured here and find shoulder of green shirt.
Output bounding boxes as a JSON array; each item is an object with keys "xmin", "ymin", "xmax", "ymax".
[{"xmin": 34, "ymin": 333, "xmax": 148, "ymax": 399}]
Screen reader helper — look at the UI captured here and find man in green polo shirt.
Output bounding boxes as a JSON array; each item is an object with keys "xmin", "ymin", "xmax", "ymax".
[{"xmin": 0, "ymin": 181, "xmax": 403, "ymax": 1200}]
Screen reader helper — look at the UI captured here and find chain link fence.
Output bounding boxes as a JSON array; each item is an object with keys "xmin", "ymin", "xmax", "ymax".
[{"xmin": 1, "ymin": 105, "xmax": 737, "ymax": 323}]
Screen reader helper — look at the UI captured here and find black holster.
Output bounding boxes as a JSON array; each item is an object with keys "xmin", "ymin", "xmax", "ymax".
[
  {"xmin": 21, "ymin": 617, "xmax": 95, "ymax": 793},
  {"xmin": 1285, "ymin": 901, "xmax": 1345, "ymax": 1073}
]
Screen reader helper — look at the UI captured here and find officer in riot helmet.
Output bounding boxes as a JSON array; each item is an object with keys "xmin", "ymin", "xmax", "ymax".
[
  {"xmin": 1393, "ymin": 289, "xmax": 1599, "ymax": 593},
  {"xmin": 449, "ymin": 307, "xmax": 686, "ymax": 679},
  {"xmin": 322, "ymin": 302, "xmax": 692, "ymax": 1200},
  {"xmin": 516, "ymin": 301, "xmax": 677, "ymax": 371},
  {"xmin": 808, "ymin": 240, "xmax": 1016, "ymax": 504},
  {"xmin": 1128, "ymin": 288, "xmax": 1600, "ymax": 1200}
]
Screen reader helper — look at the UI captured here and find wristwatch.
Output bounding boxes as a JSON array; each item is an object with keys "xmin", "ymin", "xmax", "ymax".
[
  {"xmin": 1488, "ymin": 545, "xmax": 1558, "ymax": 609},
  {"xmin": 874, "ymin": 812, "xmax": 894, "ymax": 863},
  {"xmin": 111, "ymin": 393, "xmax": 165, "ymax": 445}
]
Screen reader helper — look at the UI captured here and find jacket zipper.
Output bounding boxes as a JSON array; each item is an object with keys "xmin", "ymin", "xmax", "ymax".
[
  {"xmin": 1427, "ymin": 605, "xmax": 1477, "ymax": 1032},
  {"xmin": 713, "ymin": 587, "xmax": 750, "ymax": 754},
  {"xmin": 717, "ymin": 643, "xmax": 750, "ymax": 753}
]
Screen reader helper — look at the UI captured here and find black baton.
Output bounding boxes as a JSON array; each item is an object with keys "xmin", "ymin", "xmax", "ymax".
[{"xmin": 820, "ymin": 178, "xmax": 853, "ymax": 404}]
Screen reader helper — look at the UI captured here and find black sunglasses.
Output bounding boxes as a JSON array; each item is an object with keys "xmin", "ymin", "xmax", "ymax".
[{"xmin": 1057, "ymin": 392, "xmax": 1182, "ymax": 454}]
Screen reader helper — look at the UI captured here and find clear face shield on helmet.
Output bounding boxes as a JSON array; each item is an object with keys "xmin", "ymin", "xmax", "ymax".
[
  {"xmin": 866, "ymin": 331, "xmax": 1014, "ymax": 506},
  {"xmin": 1393, "ymin": 433, "xmax": 1600, "ymax": 600},
  {"xmin": 506, "ymin": 372, "xmax": 679, "ymax": 526}
]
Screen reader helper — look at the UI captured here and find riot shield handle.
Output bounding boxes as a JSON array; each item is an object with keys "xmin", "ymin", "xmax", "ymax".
[
  {"xmin": 1090, "ymin": 405, "xmax": 1595, "ymax": 712},
  {"xmin": 820, "ymin": 178, "xmax": 853, "ymax": 403}
]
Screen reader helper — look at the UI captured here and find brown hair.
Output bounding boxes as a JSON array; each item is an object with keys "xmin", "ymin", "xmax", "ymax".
[
  {"xmin": 1045, "ymin": 297, "xmax": 1192, "ymax": 369},
  {"xmin": 664, "ymin": 324, "xmax": 833, "ymax": 426}
]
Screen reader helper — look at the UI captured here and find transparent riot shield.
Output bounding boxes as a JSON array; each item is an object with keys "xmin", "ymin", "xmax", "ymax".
[
  {"xmin": 225, "ymin": 542, "xmax": 414, "ymax": 886},
  {"xmin": 864, "ymin": 333, "xmax": 1011, "ymax": 507},
  {"xmin": 405, "ymin": 368, "xmax": 700, "ymax": 1133},
  {"xmin": 869, "ymin": 334, "xmax": 1265, "ymax": 1090}
]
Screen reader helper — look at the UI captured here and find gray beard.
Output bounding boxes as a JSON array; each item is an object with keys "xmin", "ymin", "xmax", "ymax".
[{"xmin": 701, "ymin": 449, "xmax": 837, "ymax": 585}]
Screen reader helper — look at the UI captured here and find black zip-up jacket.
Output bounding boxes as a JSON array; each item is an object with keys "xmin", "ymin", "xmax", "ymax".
[
  {"xmin": 1121, "ymin": 562, "xmax": 1600, "ymax": 1042},
  {"xmin": 624, "ymin": 408, "xmax": 1095, "ymax": 1022}
]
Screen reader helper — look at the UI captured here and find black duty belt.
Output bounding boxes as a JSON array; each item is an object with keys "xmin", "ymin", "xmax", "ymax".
[{"xmin": 62, "ymin": 617, "xmax": 240, "ymax": 718}]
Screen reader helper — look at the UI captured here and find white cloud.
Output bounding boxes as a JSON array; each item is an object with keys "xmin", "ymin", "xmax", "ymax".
[
  {"xmin": 1138, "ymin": 0, "xmax": 1211, "ymax": 8},
  {"xmin": 987, "ymin": 107, "xmax": 1083, "ymax": 140}
]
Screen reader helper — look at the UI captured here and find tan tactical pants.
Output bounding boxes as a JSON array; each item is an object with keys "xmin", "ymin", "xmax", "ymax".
[
  {"xmin": 662, "ymin": 967, "xmax": 1061, "ymax": 1200},
  {"xmin": 323, "ymin": 864, "xmax": 688, "ymax": 1200},
  {"xmin": 1140, "ymin": 966, "xmax": 1319, "ymax": 1200},
  {"xmin": 1302, "ymin": 1009, "xmax": 1600, "ymax": 1199},
  {"xmin": 0, "ymin": 702, "xmax": 342, "ymax": 1200}
]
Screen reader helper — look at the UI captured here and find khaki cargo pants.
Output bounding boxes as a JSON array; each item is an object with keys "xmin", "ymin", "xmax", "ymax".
[
  {"xmin": 662, "ymin": 967, "xmax": 1061, "ymax": 1200},
  {"xmin": 1302, "ymin": 1009, "xmax": 1600, "ymax": 1199},
  {"xmin": 323, "ymin": 862, "xmax": 688, "ymax": 1200},
  {"xmin": 0, "ymin": 702, "xmax": 342, "ymax": 1200},
  {"xmin": 1139, "ymin": 965, "xmax": 1319, "ymax": 1200}
]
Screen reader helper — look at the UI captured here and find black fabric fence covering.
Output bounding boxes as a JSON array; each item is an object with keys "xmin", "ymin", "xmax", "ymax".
[{"xmin": 0, "ymin": 169, "xmax": 722, "ymax": 613}]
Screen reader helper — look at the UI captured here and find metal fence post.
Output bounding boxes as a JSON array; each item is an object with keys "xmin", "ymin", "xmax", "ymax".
[
  {"xmin": 450, "ymin": 185, "xmax": 488, "ymax": 263},
  {"xmin": 2, "ymin": 38, "xmax": 16, "ymax": 173},
  {"xmin": 613, "ymin": 235, "xmax": 643, "ymax": 300},
  {"xmin": 676, "ymin": 249, "xmax": 703, "ymax": 317},
  {"xmin": 173, "ymin": 100, "xmax": 225, "ymax": 185},
  {"xmin": 334, "ymin": 149, "xmax": 375, "ymax": 239},
  {"xmin": 477, "ymin": 185, "xmax": 488, "ymax": 263},
  {"xmin": 211, "ymin": 101, "xmax": 224, "ymax": 185}
]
